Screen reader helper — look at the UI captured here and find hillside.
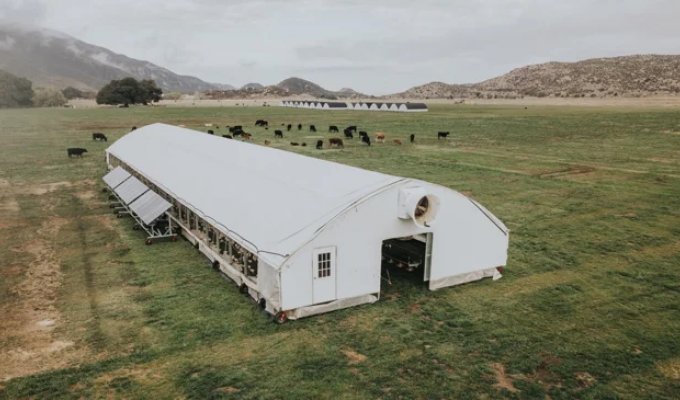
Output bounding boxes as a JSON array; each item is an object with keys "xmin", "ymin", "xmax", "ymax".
[
  {"xmin": 0, "ymin": 25, "xmax": 225, "ymax": 93},
  {"xmin": 393, "ymin": 55, "xmax": 680, "ymax": 99}
]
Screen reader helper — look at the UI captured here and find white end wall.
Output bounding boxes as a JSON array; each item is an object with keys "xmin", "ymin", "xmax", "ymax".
[{"xmin": 279, "ymin": 181, "xmax": 509, "ymax": 311}]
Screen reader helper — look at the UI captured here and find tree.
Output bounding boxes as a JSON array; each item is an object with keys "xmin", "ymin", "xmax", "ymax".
[
  {"xmin": 62, "ymin": 86, "xmax": 86, "ymax": 99},
  {"xmin": 32, "ymin": 88, "xmax": 68, "ymax": 107},
  {"xmin": 96, "ymin": 77, "xmax": 163, "ymax": 105},
  {"xmin": 0, "ymin": 69, "xmax": 34, "ymax": 108}
]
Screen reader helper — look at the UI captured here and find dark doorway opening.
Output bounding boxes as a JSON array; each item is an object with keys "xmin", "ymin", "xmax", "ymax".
[{"xmin": 380, "ymin": 234, "xmax": 431, "ymax": 294}]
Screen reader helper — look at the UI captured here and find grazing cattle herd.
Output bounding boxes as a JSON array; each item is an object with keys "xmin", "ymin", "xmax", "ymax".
[{"xmin": 70, "ymin": 118, "xmax": 452, "ymax": 159}]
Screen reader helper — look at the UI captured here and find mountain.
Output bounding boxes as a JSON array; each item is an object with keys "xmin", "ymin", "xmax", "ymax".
[
  {"xmin": 392, "ymin": 55, "xmax": 680, "ymax": 99},
  {"xmin": 0, "ymin": 25, "xmax": 228, "ymax": 93},
  {"xmin": 204, "ymin": 77, "xmax": 368, "ymax": 100},
  {"xmin": 276, "ymin": 77, "xmax": 339, "ymax": 99},
  {"xmin": 241, "ymin": 82, "xmax": 264, "ymax": 90}
]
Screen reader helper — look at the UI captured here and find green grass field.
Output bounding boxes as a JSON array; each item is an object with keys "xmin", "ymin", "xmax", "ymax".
[{"xmin": 0, "ymin": 103, "xmax": 679, "ymax": 399}]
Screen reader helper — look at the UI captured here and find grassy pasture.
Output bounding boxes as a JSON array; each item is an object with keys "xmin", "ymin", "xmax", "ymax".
[{"xmin": 0, "ymin": 103, "xmax": 679, "ymax": 399}]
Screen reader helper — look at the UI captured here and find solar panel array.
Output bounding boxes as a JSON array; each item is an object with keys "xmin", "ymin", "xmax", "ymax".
[
  {"xmin": 129, "ymin": 190, "xmax": 172, "ymax": 225},
  {"xmin": 103, "ymin": 167, "xmax": 171, "ymax": 225},
  {"xmin": 102, "ymin": 166, "xmax": 131, "ymax": 189}
]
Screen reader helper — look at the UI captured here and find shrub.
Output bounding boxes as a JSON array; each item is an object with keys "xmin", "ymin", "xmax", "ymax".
[{"xmin": 32, "ymin": 87, "xmax": 68, "ymax": 107}]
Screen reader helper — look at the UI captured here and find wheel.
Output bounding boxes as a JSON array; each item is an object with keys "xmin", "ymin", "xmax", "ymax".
[
  {"xmin": 258, "ymin": 298, "xmax": 266, "ymax": 310},
  {"xmin": 132, "ymin": 225, "xmax": 140, "ymax": 231},
  {"xmin": 171, "ymin": 235, "xmax": 178, "ymax": 242},
  {"xmin": 274, "ymin": 311, "xmax": 288, "ymax": 324},
  {"xmin": 116, "ymin": 213, "xmax": 123, "ymax": 218},
  {"xmin": 239, "ymin": 283, "xmax": 248, "ymax": 294},
  {"xmin": 212, "ymin": 260, "xmax": 220, "ymax": 270},
  {"xmin": 145, "ymin": 238, "xmax": 153, "ymax": 245}
]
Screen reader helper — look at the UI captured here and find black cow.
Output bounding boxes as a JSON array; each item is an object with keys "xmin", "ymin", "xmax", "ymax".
[
  {"xmin": 229, "ymin": 125, "xmax": 243, "ymax": 133},
  {"xmin": 301, "ymin": 142, "xmax": 307, "ymax": 147},
  {"xmin": 274, "ymin": 130, "xmax": 283, "ymax": 138},
  {"xmin": 310, "ymin": 125, "xmax": 317, "ymax": 132},
  {"xmin": 290, "ymin": 142, "xmax": 300, "ymax": 146},
  {"xmin": 287, "ymin": 124, "xmax": 292, "ymax": 131},
  {"xmin": 343, "ymin": 128, "xmax": 354, "ymax": 139},
  {"xmin": 410, "ymin": 134, "xmax": 415, "ymax": 143},
  {"xmin": 232, "ymin": 130, "xmax": 243, "ymax": 137},
  {"xmin": 207, "ymin": 129, "xmax": 214, "ymax": 134},
  {"xmin": 329, "ymin": 125, "xmax": 339, "ymax": 133},
  {"xmin": 438, "ymin": 131, "xmax": 450, "ymax": 139},
  {"xmin": 316, "ymin": 140, "xmax": 323, "ymax": 149},
  {"xmin": 222, "ymin": 134, "xmax": 233, "ymax": 139},
  {"xmin": 92, "ymin": 132, "xmax": 107, "ymax": 142},
  {"xmin": 346, "ymin": 125, "xmax": 357, "ymax": 133},
  {"xmin": 297, "ymin": 123, "xmax": 302, "ymax": 130},
  {"xmin": 130, "ymin": 126, "xmax": 137, "ymax": 131},
  {"xmin": 67, "ymin": 148, "xmax": 87, "ymax": 158},
  {"xmin": 359, "ymin": 131, "xmax": 368, "ymax": 138},
  {"xmin": 361, "ymin": 135, "xmax": 371, "ymax": 146},
  {"xmin": 329, "ymin": 138, "xmax": 344, "ymax": 148},
  {"xmin": 255, "ymin": 119, "xmax": 268, "ymax": 127}
]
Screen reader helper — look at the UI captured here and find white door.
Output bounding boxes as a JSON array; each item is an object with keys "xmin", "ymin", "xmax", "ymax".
[{"xmin": 312, "ymin": 246, "xmax": 337, "ymax": 303}]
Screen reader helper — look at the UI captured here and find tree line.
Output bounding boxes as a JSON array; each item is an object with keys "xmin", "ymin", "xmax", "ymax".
[{"xmin": 0, "ymin": 69, "xmax": 163, "ymax": 108}]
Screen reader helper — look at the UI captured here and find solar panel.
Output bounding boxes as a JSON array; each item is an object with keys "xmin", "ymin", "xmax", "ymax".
[
  {"xmin": 114, "ymin": 176, "xmax": 149, "ymax": 204},
  {"xmin": 128, "ymin": 190, "xmax": 172, "ymax": 225},
  {"xmin": 102, "ymin": 166, "xmax": 131, "ymax": 189}
]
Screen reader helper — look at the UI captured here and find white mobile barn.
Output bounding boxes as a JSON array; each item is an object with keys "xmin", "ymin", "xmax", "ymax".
[{"xmin": 105, "ymin": 124, "xmax": 508, "ymax": 322}]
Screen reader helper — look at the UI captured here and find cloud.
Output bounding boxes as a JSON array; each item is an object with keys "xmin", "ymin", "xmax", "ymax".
[
  {"xmin": 1, "ymin": 0, "xmax": 679, "ymax": 94},
  {"xmin": 0, "ymin": 0, "xmax": 48, "ymax": 25}
]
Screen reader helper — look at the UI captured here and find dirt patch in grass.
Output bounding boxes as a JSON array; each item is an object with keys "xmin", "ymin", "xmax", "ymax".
[
  {"xmin": 657, "ymin": 358, "xmax": 680, "ymax": 380},
  {"xmin": 215, "ymin": 386, "xmax": 240, "ymax": 394},
  {"xmin": 575, "ymin": 371, "xmax": 597, "ymax": 388},
  {"xmin": 342, "ymin": 349, "xmax": 367, "ymax": 365},
  {"xmin": 0, "ymin": 198, "xmax": 20, "ymax": 213},
  {"xmin": 536, "ymin": 165, "xmax": 596, "ymax": 178},
  {"xmin": 0, "ymin": 216, "xmax": 86, "ymax": 381},
  {"xmin": 490, "ymin": 363, "xmax": 518, "ymax": 393}
]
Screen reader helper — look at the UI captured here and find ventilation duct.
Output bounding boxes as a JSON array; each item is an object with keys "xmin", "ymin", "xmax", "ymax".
[{"xmin": 398, "ymin": 187, "xmax": 440, "ymax": 227}]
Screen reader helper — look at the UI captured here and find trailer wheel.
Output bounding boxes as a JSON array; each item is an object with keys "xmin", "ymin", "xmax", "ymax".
[
  {"xmin": 171, "ymin": 235, "xmax": 178, "ymax": 242},
  {"xmin": 239, "ymin": 283, "xmax": 248, "ymax": 294},
  {"xmin": 274, "ymin": 311, "xmax": 288, "ymax": 324},
  {"xmin": 258, "ymin": 298, "xmax": 266, "ymax": 310},
  {"xmin": 116, "ymin": 213, "xmax": 123, "ymax": 218},
  {"xmin": 212, "ymin": 260, "xmax": 220, "ymax": 270},
  {"xmin": 101, "ymin": 188, "xmax": 108, "ymax": 193},
  {"xmin": 145, "ymin": 238, "xmax": 153, "ymax": 245},
  {"xmin": 132, "ymin": 225, "xmax": 140, "ymax": 231}
]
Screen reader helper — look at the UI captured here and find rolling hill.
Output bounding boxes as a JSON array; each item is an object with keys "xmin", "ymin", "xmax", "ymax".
[{"xmin": 393, "ymin": 55, "xmax": 680, "ymax": 99}]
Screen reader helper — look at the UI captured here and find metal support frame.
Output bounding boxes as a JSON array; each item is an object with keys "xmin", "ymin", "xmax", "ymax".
[{"xmin": 106, "ymin": 187, "xmax": 177, "ymax": 244}]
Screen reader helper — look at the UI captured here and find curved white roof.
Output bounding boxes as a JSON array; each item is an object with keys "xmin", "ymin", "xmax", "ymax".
[{"xmin": 106, "ymin": 123, "xmax": 403, "ymax": 265}]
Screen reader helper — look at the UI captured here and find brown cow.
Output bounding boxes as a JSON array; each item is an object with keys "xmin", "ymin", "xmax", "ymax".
[
  {"xmin": 329, "ymin": 138, "xmax": 344, "ymax": 148},
  {"xmin": 393, "ymin": 139, "xmax": 402, "ymax": 145},
  {"xmin": 375, "ymin": 132, "xmax": 386, "ymax": 143}
]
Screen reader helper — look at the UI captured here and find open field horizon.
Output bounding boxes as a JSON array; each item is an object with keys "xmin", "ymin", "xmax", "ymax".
[
  {"xmin": 65, "ymin": 95, "xmax": 680, "ymax": 110},
  {"xmin": 0, "ymin": 104, "xmax": 679, "ymax": 398}
]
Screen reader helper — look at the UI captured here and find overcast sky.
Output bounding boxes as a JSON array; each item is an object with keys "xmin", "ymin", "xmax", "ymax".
[{"xmin": 1, "ymin": 0, "xmax": 679, "ymax": 94}]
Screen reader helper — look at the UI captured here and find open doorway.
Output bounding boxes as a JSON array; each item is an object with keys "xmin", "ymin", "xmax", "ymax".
[{"xmin": 380, "ymin": 233, "xmax": 432, "ymax": 293}]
